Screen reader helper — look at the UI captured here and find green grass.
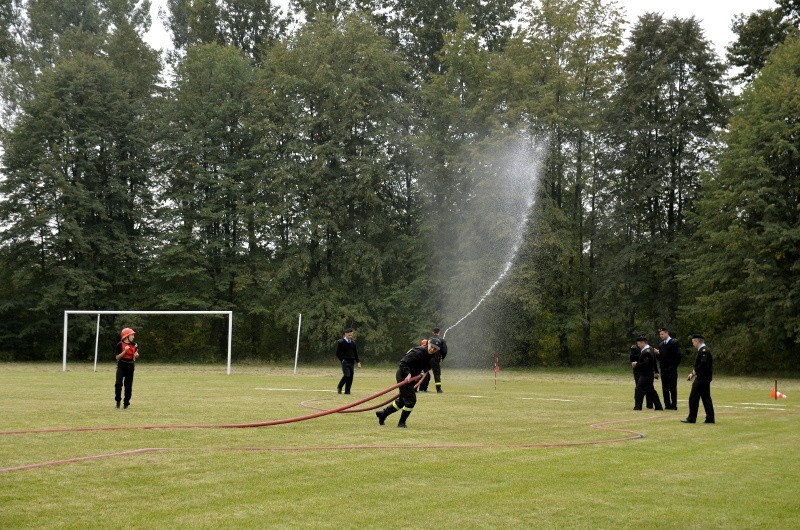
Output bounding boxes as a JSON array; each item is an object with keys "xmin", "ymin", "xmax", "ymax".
[{"xmin": 1, "ymin": 363, "xmax": 798, "ymax": 529}]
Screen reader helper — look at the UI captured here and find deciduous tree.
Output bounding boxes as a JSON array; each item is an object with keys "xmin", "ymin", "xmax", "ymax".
[{"xmin": 683, "ymin": 35, "xmax": 800, "ymax": 371}]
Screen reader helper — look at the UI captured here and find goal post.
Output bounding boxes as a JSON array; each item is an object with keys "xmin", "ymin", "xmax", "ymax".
[{"xmin": 62, "ymin": 310, "xmax": 234, "ymax": 374}]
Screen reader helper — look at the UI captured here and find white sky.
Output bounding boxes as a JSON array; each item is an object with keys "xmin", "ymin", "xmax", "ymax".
[
  {"xmin": 618, "ymin": 0, "xmax": 778, "ymax": 58},
  {"xmin": 144, "ymin": 0, "xmax": 780, "ymax": 60}
]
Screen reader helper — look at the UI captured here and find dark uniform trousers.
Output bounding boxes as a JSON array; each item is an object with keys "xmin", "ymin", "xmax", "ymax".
[
  {"xmin": 634, "ymin": 376, "xmax": 663, "ymax": 411},
  {"xmin": 338, "ymin": 360, "xmax": 356, "ymax": 393},
  {"xmin": 114, "ymin": 361, "xmax": 135, "ymax": 406},
  {"xmin": 686, "ymin": 377, "xmax": 714, "ymax": 423},
  {"xmin": 660, "ymin": 369, "xmax": 678, "ymax": 410},
  {"xmin": 633, "ymin": 371, "xmax": 655, "ymax": 408},
  {"xmin": 379, "ymin": 367, "xmax": 416, "ymax": 424}
]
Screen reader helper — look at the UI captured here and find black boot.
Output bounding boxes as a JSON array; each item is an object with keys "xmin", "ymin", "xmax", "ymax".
[
  {"xmin": 397, "ymin": 409, "xmax": 411, "ymax": 428},
  {"xmin": 378, "ymin": 405, "xmax": 398, "ymax": 426}
]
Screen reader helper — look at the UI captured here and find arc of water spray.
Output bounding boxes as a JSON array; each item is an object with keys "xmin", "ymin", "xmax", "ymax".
[
  {"xmin": 442, "ymin": 238, "xmax": 524, "ymax": 340},
  {"xmin": 441, "ymin": 137, "xmax": 543, "ymax": 340}
]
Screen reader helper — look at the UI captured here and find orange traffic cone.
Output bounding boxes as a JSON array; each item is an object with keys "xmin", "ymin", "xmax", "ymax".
[{"xmin": 770, "ymin": 389, "xmax": 788, "ymax": 399}]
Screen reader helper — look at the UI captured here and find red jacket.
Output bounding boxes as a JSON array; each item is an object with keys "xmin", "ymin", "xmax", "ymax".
[{"xmin": 116, "ymin": 341, "xmax": 138, "ymax": 363}]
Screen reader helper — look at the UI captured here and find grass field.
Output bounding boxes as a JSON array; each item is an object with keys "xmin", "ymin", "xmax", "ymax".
[{"xmin": 1, "ymin": 363, "xmax": 798, "ymax": 529}]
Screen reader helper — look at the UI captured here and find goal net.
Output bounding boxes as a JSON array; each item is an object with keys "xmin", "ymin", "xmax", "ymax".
[{"xmin": 62, "ymin": 310, "xmax": 234, "ymax": 374}]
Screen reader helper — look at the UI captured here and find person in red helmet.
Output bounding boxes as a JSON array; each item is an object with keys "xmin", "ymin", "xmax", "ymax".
[{"xmin": 114, "ymin": 327, "xmax": 139, "ymax": 409}]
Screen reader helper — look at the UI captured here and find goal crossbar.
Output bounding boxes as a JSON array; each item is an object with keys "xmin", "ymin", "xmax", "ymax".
[{"xmin": 62, "ymin": 310, "xmax": 234, "ymax": 374}]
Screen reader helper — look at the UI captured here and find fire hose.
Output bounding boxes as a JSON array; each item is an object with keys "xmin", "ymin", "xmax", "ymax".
[
  {"xmin": 303, "ymin": 371, "xmax": 429, "ymax": 413},
  {"xmin": 0, "ymin": 373, "xmax": 427, "ymax": 435}
]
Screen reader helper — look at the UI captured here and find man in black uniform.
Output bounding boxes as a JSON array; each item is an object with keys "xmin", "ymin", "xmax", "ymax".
[
  {"xmin": 335, "ymin": 328, "xmax": 361, "ymax": 394},
  {"xmin": 682, "ymin": 334, "xmax": 715, "ymax": 424},
  {"xmin": 418, "ymin": 327, "xmax": 447, "ymax": 393},
  {"xmin": 655, "ymin": 327, "xmax": 681, "ymax": 410},
  {"xmin": 376, "ymin": 337, "xmax": 442, "ymax": 428},
  {"xmin": 632, "ymin": 335, "xmax": 663, "ymax": 411},
  {"xmin": 629, "ymin": 342, "xmax": 654, "ymax": 409}
]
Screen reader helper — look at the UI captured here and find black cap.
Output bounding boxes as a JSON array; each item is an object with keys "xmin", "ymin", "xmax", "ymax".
[
  {"xmin": 635, "ymin": 335, "xmax": 647, "ymax": 343},
  {"xmin": 690, "ymin": 333, "xmax": 705, "ymax": 340},
  {"xmin": 428, "ymin": 337, "xmax": 443, "ymax": 350}
]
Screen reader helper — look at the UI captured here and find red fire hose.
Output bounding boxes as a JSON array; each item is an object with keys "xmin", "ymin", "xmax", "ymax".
[{"xmin": 0, "ymin": 374, "xmax": 425, "ymax": 435}]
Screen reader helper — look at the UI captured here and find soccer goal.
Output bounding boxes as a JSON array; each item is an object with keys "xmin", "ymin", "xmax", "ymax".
[{"xmin": 62, "ymin": 310, "xmax": 234, "ymax": 374}]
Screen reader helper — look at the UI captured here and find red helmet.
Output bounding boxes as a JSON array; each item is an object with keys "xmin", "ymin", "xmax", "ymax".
[{"xmin": 120, "ymin": 328, "xmax": 136, "ymax": 340}]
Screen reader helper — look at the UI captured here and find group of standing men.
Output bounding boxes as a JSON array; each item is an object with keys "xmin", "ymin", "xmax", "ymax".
[
  {"xmin": 335, "ymin": 326, "xmax": 448, "ymax": 428},
  {"xmin": 630, "ymin": 327, "xmax": 715, "ymax": 424}
]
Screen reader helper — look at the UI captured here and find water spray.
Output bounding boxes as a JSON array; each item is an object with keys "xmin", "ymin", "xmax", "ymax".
[
  {"xmin": 441, "ymin": 136, "xmax": 545, "ymax": 341},
  {"xmin": 443, "ymin": 240, "xmax": 522, "ymax": 339}
]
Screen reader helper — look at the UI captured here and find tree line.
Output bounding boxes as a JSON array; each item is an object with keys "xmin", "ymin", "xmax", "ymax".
[{"xmin": 0, "ymin": 0, "xmax": 797, "ymax": 373}]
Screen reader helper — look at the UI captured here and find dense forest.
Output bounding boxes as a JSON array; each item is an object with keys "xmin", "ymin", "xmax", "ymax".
[{"xmin": 0, "ymin": 0, "xmax": 798, "ymax": 373}]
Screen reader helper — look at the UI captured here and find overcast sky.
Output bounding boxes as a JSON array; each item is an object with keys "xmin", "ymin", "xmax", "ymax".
[
  {"xmin": 144, "ymin": 0, "xmax": 780, "ymax": 60},
  {"xmin": 619, "ymin": 0, "xmax": 778, "ymax": 57}
]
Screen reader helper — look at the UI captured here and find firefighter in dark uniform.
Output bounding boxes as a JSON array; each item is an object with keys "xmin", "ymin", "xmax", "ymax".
[
  {"xmin": 376, "ymin": 337, "xmax": 442, "ymax": 428},
  {"xmin": 418, "ymin": 327, "xmax": 447, "ymax": 393},
  {"xmin": 682, "ymin": 334, "xmax": 715, "ymax": 424},
  {"xmin": 629, "ymin": 342, "xmax": 654, "ymax": 409},
  {"xmin": 335, "ymin": 328, "xmax": 361, "ymax": 394},
  {"xmin": 632, "ymin": 335, "xmax": 663, "ymax": 411},
  {"xmin": 655, "ymin": 327, "xmax": 681, "ymax": 410},
  {"xmin": 114, "ymin": 327, "xmax": 139, "ymax": 409}
]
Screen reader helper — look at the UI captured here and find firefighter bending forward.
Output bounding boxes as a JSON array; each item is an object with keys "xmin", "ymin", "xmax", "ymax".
[{"xmin": 376, "ymin": 337, "xmax": 443, "ymax": 428}]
